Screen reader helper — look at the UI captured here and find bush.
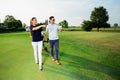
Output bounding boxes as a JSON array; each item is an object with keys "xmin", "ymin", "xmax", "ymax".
[
  {"xmin": 0, "ymin": 28, "xmax": 25, "ymax": 33},
  {"xmin": 82, "ymin": 20, "xmax": 93, "ymax": 31},
  {"xmin": 17, "ymin": 28, "xmax": 26, "ymax": 31},
  {"xmin": 59, "ymin": 20, "xmax": 68, "ymax": 28}
]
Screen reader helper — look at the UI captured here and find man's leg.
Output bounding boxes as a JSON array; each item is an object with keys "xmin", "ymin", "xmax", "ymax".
[
  {"xmin": 55, "ymin": 39, "xmax": 59, "ymax": 63},
  {"xmin": 49, "ymin": 40, "xmax": 54, "ymax": 57},
  {"xmin": 32, "ymin": 42, "xmax": 39, "ymax": 64},
  {"xmin": 38, "ymin": 41, "xmax": 43, "ymax": 70}
]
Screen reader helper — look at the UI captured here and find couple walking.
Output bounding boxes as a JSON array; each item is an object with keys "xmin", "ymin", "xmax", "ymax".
[{"xmin": 30, "ymin": 16, "xmax": 62, "ymax": 71}]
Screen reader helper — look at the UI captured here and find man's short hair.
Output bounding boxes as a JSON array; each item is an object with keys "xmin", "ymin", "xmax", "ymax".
[{"xmin": 49, "ymin": 16, "xmax": 54, "ymax": 20}]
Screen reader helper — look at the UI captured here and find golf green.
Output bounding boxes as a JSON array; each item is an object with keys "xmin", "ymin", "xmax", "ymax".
[{"xmin": 0, "ymin": 31, "xmax": 120, "ymax": 80}]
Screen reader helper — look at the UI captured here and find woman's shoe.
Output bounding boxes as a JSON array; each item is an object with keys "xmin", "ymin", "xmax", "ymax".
[{"xmin": 40, "ymin": 66, "xmax": 43, "ymax": 71}]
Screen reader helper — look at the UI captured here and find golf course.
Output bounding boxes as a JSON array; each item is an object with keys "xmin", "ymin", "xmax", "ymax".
[{"xmin": 0, "ymin": 31, "xmax": 120, "ymax": 80}]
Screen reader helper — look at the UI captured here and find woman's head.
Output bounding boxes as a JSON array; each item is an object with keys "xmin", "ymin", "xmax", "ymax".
[
  {"xmin": 49, "ymin": 16, "xmax": 55, "ymax": 24},
  {"xmin": 30, "ymin": 17, "xmax": 37, "ymax": 26}
]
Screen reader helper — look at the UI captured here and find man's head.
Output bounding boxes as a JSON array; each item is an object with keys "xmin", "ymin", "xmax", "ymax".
[{"xmin": 49, "ymin": 16, "xmax": 55, "ymax": 24}]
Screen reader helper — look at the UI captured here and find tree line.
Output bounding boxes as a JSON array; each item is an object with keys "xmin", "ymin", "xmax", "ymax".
[
  {"xmin": 0, "ymin": 15, "xmax": 25, "ymax": 33},
  {"xmin": 0, "ymin": 6, "xmax": 119, "ymax": 33},
  {"xmin": 82, "ymin": 6, "xmax": 120, "ymax": 32}
]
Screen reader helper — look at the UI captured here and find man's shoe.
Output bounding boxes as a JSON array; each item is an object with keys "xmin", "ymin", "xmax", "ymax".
[
  {"xmin": 55, "ymin": 60, "xmax": 60, "ymax": 65},
  {"xmin": 52, "ymin": 57, "xmax": 55, "ymax": 61}
]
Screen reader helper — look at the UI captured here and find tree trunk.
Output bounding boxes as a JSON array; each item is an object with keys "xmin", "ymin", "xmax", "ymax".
[{"xmin": 97, "ymin": 27, "xmax": 99, "ymax": 32}]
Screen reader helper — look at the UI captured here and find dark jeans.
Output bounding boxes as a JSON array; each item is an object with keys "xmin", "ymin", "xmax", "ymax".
[{"xmin": 49, "ymin": 39, "xmax": 59, "ymax": 60}]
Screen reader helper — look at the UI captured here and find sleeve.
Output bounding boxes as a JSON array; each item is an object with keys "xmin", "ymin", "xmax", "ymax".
[{"xmin": 55, "ymin": 24, "xmax": 59, "ymax": 29}]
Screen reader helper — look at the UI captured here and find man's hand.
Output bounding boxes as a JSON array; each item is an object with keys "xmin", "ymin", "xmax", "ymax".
[
  {"xmin": 58, "ymin": 26, "xmax": 62, "ymax": 32},
  {"xmin": 43, "ymin": 37, "xmax": 45, "ymax": 42},
  {"xmin": 59, "ymin": 29, "xmax": 62, "ymax": 32},
  {"xmin": 43, "ymin": 30, "xmax": 48, "ymax": 41}
]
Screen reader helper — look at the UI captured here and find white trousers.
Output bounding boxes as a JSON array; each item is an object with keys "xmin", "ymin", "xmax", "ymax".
[{"xmin": 32, "ymin": 41, "xmax": 43, "ymax": 69}]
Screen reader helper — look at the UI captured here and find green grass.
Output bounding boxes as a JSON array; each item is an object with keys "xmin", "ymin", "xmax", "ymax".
[{"xmin": 0, "ymin": 31, "xmax": 120, "ymax": 80}]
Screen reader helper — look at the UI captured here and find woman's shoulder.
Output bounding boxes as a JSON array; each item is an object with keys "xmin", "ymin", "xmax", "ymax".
[{"xmin": 30, "ymin": 25, "xmax": 35, "ymax": 30}]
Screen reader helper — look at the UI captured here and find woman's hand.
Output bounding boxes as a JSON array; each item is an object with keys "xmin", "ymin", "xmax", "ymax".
[
  {"xmin": 30, "ymin": 36, "xmax": 32, "ymax": 38},
  {"xmin": 41, "ymin": 25, "xmax": 46, "ymax": 28}
]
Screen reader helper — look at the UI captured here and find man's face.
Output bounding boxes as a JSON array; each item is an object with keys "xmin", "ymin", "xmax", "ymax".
[{"xmin": 50, "ymin": 18, "xmax": 55, "ymax": 24}]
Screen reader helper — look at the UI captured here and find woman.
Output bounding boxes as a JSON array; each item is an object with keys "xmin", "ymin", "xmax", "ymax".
[{"xmin": 30, "ymin": 17, "xmax": 46, "ymax": 71}]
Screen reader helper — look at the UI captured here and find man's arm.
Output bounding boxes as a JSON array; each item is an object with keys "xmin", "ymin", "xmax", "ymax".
[
  {"xmin": 58, "ymin": 26, "xmax": 62, "ymax": 32},
  {"xmin": 43, "ymin": 30, "xmax": 48, "ymax": 41}
]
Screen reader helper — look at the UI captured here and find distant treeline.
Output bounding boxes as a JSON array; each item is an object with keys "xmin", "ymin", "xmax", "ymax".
[
  {"xmin": 63, "ymin": 27, "xmax": 120, "ymax": 32},
  {"xmin": 0, "ymin": 15, "xmax": 25, "ymax": 33}
]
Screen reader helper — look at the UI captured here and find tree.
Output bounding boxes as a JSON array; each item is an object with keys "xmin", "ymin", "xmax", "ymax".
[
  {"xmin": 113, "ymin": 23, "xmax": 118, "ymax": 30},
  {"xmin": 22, "ymin": 23, "xmax": 27, "ymax": 28},
  {"xmin": 16, "ymin": 20, "xmax": 22, "ymax": 29},
  {"xmin": 59, "ymin": 20, "xmax": 68, "ymax": 28},
  {"xmin": 4, "ymin": 15, "xmax": 15, "ymax": 23},
  {"xmin": 4, "ymin": 15, "xmax": 22, "ymax": 29},
  {"xmin": 82, "ymin": 20, "xmax": 93, "ymax": 31},
  {"xmin": 90, "ymin": 6, "xmax": 109, "ymax": 31}
]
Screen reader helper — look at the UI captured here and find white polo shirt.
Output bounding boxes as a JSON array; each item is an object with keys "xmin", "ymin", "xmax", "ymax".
[{"xmin": 46, "ymin": 23, "xmax": 60, "ymax": 40}]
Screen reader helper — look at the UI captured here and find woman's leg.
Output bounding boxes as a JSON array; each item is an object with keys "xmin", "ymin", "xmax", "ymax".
[
  {"xmin": 38, "ymin": 41, "xmax": 43, "ymax": 70},
  {"xmin": 32, "ymin": 42, "xmax": 39, "ymax": 64}
]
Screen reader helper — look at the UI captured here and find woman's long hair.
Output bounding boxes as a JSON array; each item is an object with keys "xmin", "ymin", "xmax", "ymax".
[
  {"xmin": 30, "ymin": 17, "xmax": 36, "ymax": 26},
  {"xmin": 30, "ymin": 17, "xmax": 36, "ymax": 36}
]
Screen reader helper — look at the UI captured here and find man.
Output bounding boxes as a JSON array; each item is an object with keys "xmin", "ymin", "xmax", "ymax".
[{"xmin": 44, "ymin": 16, "xmax": 62, "ymax": 65}]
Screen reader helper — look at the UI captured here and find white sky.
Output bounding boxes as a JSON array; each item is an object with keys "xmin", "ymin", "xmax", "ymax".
[{"xmin": 0, "ymin": 0, "xmax": 120, "ymax": 26}]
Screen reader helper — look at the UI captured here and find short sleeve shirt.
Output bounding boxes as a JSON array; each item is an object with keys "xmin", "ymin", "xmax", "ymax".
[
  {"xmin": 30, "ymin": 26, "xmax": 43, "ymax": 42},
  {"xmin": 46, "ymin": 23, "xmax": 59, "ymax": 40}
]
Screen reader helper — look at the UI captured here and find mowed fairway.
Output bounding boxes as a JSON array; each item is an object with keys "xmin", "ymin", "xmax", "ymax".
[{"xmin": 0, "ymin": 31, "xmax": 120, "ymax": 80}]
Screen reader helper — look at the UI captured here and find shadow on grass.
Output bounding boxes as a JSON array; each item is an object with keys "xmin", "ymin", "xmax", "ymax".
[
  {"xmin": 59, "ymin": 52, "xmax": 120, "ymax": 80},
  {"xmin": 42, "ymin": 49, "xmax": 50, "ymax": 65},
  {"xmin": 45, "ymin": 64, "xmax": 96, "ymax": 80}
]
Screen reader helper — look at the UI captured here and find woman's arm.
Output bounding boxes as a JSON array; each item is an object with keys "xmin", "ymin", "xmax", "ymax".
[
  {"xmin": 29, "ymin": 31, "xmax": 32, "ymax": 38},
  {"xmin": 32, "ymin": 26, "xmax": 41, "ymax": 31},
  {"xmin": 32, "ymin": 25, "xmax": 46, "ymax": 31},
  {"xmin": 41, "ymin": 25, "xmax": 46, "ymax": 28}
]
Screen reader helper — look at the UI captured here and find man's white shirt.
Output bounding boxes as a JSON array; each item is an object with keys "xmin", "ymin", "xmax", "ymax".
[{"xmin": 46, "ymin": 23, "xmax": 60, "ymax": 40}]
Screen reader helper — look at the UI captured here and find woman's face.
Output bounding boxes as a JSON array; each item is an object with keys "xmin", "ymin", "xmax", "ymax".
[{"xmin": 32, "ymin": 18, "xmax": 37, "ymax": 25}]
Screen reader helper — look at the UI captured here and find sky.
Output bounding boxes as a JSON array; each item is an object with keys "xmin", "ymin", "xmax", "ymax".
[{"xmin": 0, "ymin": 0, "xmax": 120, "ymax": 26}]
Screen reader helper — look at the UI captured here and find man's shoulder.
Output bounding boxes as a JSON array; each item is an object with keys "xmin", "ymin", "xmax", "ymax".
[
  {"xmin": 47, "ymin": 23, "xmax": 59, "ymax": 29},
  {"xmin": 54, "ymin": 23, "xmax": 59, "ymax": 26},
  {"xmin": 47, "ymin": 23, "xmax": 58, "ymax": 26}
]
